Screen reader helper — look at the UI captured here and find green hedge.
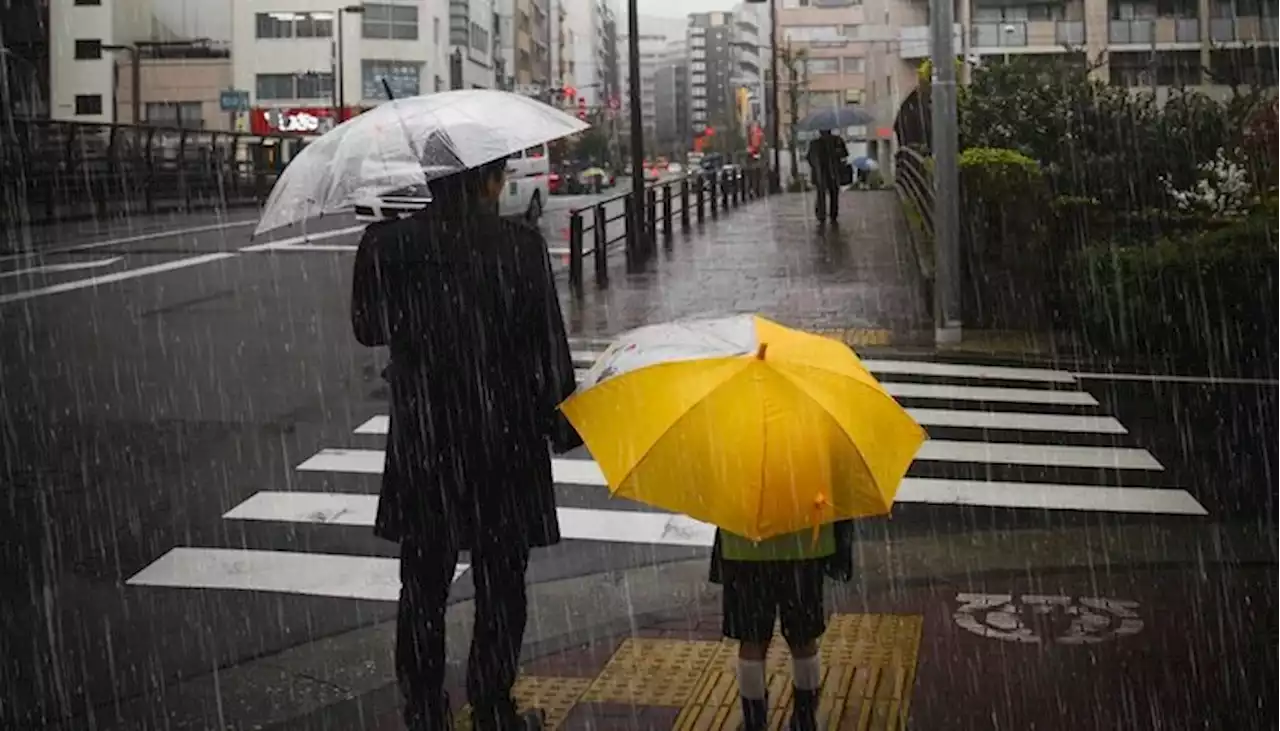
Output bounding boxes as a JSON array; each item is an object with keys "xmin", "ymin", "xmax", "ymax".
[{"xmin": 1068, "ymin": 210, "xmax": 1278, "ymax": 374}]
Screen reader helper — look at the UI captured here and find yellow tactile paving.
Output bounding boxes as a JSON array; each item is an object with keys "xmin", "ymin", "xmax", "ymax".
[
  {"xmin": 579, "ymin": 638, "xmax": 723, "ymax": 706},
  {"xmin": 677, "ymin": 614, "xmax": 921, "ymax": 731},
  {"xmin": 454, "ymin": 676, "xmax": 592, "ymax": 731},
  {"xmin": 464, "ymin": 614, "xmax": 922, "ymax": 730}
]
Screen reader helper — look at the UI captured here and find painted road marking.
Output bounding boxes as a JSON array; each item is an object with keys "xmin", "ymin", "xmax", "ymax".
[
  {"xmin": 0, "ymin": 252, "xmax": 237, "ymax": 306},
  {"xmin": 904, "ymin": 409, "xmax": 1126, "ymax": 434},
  {"xmin": 2, "ymin": 218, "xmax": 259, "ymax": 259},
  {"xmin": 296, "ymin": 450, "xmax": 1192, "ymax": 512},
  {"xmin": 860, "ymin": 359, "xmax": 1076, "ymax": 383},
  {"xmin": 126, "ymin": 546, "xmax": 468, "ymax": 600},
  {"xmin": 301, "ymin": 437, "xmax": 1163, "ymax": 478},
  {"xmin": 917, "ymin": 440, "xmax": 1163, "ymax": 471},
  {"xmin": 355, "ymin": 408, "xmax": 1127, "ymax": 438},
  {"xmin": 0, "ymin": 225, "xmax": 368, "ymax": 306},
  {"xmin": 238, "ymin": 225, "xmax": 365, "ymax": 252},
  {"xmin": 883, "ymin": 382, "xmax": 1098, "ymax": 405},
  {"xmin": 0, "ymin": 257, "xmax": 124, "ymax": 279},
  {"xmin": 953, "ymin": 593, "xmax": 1143, "ymax": 645}
]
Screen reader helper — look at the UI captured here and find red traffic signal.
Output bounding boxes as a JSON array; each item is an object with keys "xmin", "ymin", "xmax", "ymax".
[{"xmin": 578, "ymin": 109, "xmax": 588, "ymax": 120}]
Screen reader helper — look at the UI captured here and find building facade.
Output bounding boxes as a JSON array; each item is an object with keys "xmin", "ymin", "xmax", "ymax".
[
  {"xmin": 654, "ymin": 37, "xmax": 691, "ymax": 155},
  {"xmin": 230, "ymin": 0, "xmax": 451, "ymax": 135},
  {"xmin": 687, "ymin": 12, "xmax": 739, "ymax": 137}
]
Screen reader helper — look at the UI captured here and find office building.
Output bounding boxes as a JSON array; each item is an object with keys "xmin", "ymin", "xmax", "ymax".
[{"xmin": 687, "ymin": 11, "xmax": 739, "ymax": 134}]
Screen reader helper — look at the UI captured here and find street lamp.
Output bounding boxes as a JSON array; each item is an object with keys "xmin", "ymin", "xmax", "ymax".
[{"xmin": 324, "ymin": 5, "xmax": 367, "ymax": 121}]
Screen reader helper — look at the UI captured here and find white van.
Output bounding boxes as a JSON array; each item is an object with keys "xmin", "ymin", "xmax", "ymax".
[
  {"xmin": 352, "ymin": 144, "xmax": 549, "ymax": 225},
  {"xmin": 499, "ymin": 143, "xmax": 549, "ymax": 222}
]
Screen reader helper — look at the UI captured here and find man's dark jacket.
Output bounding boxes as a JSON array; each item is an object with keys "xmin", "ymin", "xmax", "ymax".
[{"xmin": 351, "ymin": 208, "xmax": 579, "ymax": 550}]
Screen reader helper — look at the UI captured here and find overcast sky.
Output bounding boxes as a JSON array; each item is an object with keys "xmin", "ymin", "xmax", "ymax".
[{"xmin": 635, "ymin": 0, "xmax": 741, "ymax": 19}]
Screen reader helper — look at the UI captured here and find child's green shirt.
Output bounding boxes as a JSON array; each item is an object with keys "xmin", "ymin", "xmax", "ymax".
[{"xmin": 720, "ymin": 524, "xmax": 835, "ymax": 562}]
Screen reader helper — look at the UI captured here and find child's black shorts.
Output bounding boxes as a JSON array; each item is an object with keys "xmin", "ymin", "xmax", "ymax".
[{"xmin": 721, "ymin": 558, "xmax": 826, "ymax": 644}]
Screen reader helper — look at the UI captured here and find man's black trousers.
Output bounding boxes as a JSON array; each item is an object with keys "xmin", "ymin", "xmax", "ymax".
[{"xmin": 396, "ymin": 538, "xmax": 531, "ymax": 730}]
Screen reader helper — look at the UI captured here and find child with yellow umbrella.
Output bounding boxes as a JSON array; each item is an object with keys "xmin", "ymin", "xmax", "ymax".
[{"xmin": 560, "ymin": 314, "xmax": 927, "ymax": 730}]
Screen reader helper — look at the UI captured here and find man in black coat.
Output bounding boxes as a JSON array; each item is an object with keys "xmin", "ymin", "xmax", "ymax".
[
  {"xmin": 351, "ymin": 155, "xmax": 579, "ymax": 731},
  {"xmin": 805, "ymin": 129, "xmax": 850, "ymax": 224}
]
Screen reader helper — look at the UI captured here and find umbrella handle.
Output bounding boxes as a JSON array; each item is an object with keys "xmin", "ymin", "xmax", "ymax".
[{"xmin": 810, "ymin": 492, "xmax": 829, "ymax": 549}]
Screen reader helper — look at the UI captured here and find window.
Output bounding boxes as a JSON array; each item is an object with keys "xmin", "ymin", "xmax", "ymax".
[
  {"xmin": 842, "ymin": 24, "xmax": 861, "ymax": 37},
  {"xmin": 435, "ymin": 74, "xmax": 443, "ymax": 92},
  {"xmin": 146, "ymin": 101, "xmax": 204, "ymax": 129},
  {"xmin": 782, "ymin": 25, "xmax": 842, "ymax": 42},
  {"xmin": 363, "ymin": 60, "xmax": 421, "ymax": 99},
  {"xmin": 74, "ymin": 39, "xmax": 102, "ymax": 60},
  {"xmin": 470, "ymin": 21, "xmax": 489, "ymax": 51},
  {"xmin": 843, "ymin": 57, "xmax": 865, "ymax": 73},
  {"xmin": 256, "ymin": 72, "xmax": 332, "ymax": 100},
  {"xmin": 783, "ymin": 0, "xmax": 811, "ymax": 7},
  {"xmin": 363, "ymin": 3, "xmax": 419, "ymax": 39},
  {"xmin": 433, "ymin": 16, "xmax": 440, "ymax": 44},
  {"xmin": 296, "ymin": 72, "xmax": 334, "ymax": 98},
  {"xmin": 256, "ymin": 11, "xmax": 333, "ymax": 38},
  {"xmin": 295, "ymin": 12, "xmax": 334, "ymax": 38},
  {"xmin": 74, "ymin": 94, "xmax": 103, "ymax": 115},
  {"xmin": 806, "ymin": 58, "xmax": 840, "ymax": 74},
  {"xmin": 74, "ymin": 0, "xmax": 101, "ymax": 5}
]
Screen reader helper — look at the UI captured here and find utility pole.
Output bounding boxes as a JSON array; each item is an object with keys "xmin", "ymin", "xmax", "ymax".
[
  {"xmin": 768, "ymin": 0, "xmax": 781, "ymax": 192},
  {"xmin": 929, "ymin": 0, "xmax": 962, "ymax": 345},
  {"xmin": 626, "ymin": 0, "xmax": 647, "ymax": 268}
]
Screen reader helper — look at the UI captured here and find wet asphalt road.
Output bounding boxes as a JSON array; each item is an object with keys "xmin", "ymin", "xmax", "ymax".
[{"xmin": 0, "ymin": 208, "xmax": 1275, "ymax": 729}]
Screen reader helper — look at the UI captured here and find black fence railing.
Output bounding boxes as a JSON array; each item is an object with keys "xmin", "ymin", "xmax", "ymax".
[
  {"xmin": 0, "ymin": 119, "xmax": 308, "ymax": 231},
  {"xmin": 567, "ymin": 165, "xmax": 770, "ymax": 292}
]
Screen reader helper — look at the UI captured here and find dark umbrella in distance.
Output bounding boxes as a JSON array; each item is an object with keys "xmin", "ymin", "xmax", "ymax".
[{"xmin": 797, "ymin": 105, "xmax": 875, "ymax": 133}]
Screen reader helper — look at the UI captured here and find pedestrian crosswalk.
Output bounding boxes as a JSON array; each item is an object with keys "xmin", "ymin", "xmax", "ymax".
[{"xmin": 126, "ymin": 345, "xmax": 1208, "ymax": 602}]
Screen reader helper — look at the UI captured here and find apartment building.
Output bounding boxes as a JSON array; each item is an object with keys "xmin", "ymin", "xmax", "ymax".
[
  {"xmin": 620, "ymin": 16, "xmax": 687, "ymax": 144},
  {"xmin": 559, "ymin": 0, "xmax": 611, "ymax": 106},
  {"xmin": 731, "ymin": 2, "xmax": 767, "ymax": 126},
  {"xmin": 497, "ymin": 0, "xmax": 552, "ymax": 93},
  {"xmin": 688, "ymin": 11, "xmax": 740, "ymax": 134}
]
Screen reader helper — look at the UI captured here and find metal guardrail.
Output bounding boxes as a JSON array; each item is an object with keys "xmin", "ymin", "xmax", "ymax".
[
  {"xmin": 566, "ymin": 165, "xmax": 769, "ymax": 293},
  {"xmin": 894, "ymin": 147, "xmax": 935, "ymax": 246},
  {"xmin": 0, "ymin": 119, "xmax": 307, "ymax": 229}
]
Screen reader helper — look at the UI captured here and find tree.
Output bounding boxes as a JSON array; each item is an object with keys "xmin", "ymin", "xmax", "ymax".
[{"xmin": 778, "ymin": 43, "xmax": 807, "ymax": 183}]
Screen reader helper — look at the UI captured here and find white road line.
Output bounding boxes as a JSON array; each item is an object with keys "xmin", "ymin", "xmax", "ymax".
[
  {"xmin": 355, "ymin": 409, "xmax": 1126, "ymax": 438},
  {"xmin": 905, "ymin": 409, "xmax": 1127, "ymax": 434},
  {"xmin": 0, "ymin": 257, "xmax": 123, "ymax": 279},
  {"xmin": 224, "ymin": 492, "xmax": 719, "ymax": 546},
  {"xmin": 299, "ymin": 440, "xmax": 1162, "ymax": 482},
  {"xmin": 918, "ymin": 440, "xmax": 1163, "ymax": 471},
  {"xmin": 126, "ymin": 547, "xmax": 468, "ymax": 600},
  {"xmin": 1071, "ymin": 371, "xmax": 1280, "ymax": 386},
  {"xmin": 7, "ymin": 219, "xmax": 259, "ymax": 258},
  {"xmin": 238, "ymin": 225, "xmax": 365, "ymax": 252},
  {"xmin": 0, "ymin": 252, "xmax": 237, "ymax": 306},
  {"xmin": 860, "ymin": 359, "xmax": 1075, "ymax": 383},
  {"xmin": 883, "ymin": 382, "xmax": 1098, "ymax": 406},
  {"xmin": 897, "ymin": 478, "xmax": 1207, "ymax": 515}
]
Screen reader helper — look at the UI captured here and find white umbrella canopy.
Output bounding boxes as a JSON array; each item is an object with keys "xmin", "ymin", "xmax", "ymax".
[{"xmin": 254, "ymin": 89, "xmax": 589, "ymax": 236}]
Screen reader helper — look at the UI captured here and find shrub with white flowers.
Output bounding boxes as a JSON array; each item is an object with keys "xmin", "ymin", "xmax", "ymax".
[{"xmin": 1161, "ymin": 148, "xmax": 1251, "ymax": 217}]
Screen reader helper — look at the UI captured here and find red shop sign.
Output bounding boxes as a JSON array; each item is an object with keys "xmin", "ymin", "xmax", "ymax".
[{"xmin": 252, "ymin": 107, "xmax": 348, "ymax": 136}]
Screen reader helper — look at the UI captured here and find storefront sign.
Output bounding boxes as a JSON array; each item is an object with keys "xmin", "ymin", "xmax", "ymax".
[{"xmin": 252, "ymin": 107, "xmax": 356, "ymax": 136}]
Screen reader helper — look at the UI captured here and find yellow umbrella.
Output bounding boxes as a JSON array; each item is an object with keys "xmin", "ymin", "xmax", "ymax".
[{"xmin": 559, "ymin": 314, "xmax": 927, "ymax": 542}]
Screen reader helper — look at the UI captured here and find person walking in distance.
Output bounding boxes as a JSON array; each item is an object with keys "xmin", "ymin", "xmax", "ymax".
[
  {"xmin": 351, "ymin": 149, "xmax": 580, "ymax": 730},
  {"xmin": 806, "ymin": 129, "xmax": 850, "ymax": 224}
]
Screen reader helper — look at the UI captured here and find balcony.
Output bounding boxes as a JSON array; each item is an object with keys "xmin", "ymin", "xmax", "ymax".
[
  {"xmin": 899, "ymin": 24, "xmax": 962, "ymax": 59},
  {"xmin": 1110, "ymin": 18, "xmax": 1202, "ymax": 44},
  {"xmin": 1209, "ymin": 15, "xmax": 1279, "ymax": 42}
]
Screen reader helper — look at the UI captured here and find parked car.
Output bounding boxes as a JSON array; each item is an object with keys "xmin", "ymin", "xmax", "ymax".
[{"xmin": 354, "ymin": 143, "xmax": 549, "ymax": 224}]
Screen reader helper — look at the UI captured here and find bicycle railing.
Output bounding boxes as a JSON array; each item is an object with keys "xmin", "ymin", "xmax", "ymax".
[
  {"xmin": 566, "ymin": 164, "xmax": 769, "ymax": 293},
  {"xmin": 894, "ymin": 147, "xmax": 935, "ymax": 263}
]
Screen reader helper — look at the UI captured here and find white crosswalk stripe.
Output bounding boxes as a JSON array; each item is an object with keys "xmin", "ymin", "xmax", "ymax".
[{"xmin": 126, "ymin": 345, "xmax": 1209, "ymax": 602}]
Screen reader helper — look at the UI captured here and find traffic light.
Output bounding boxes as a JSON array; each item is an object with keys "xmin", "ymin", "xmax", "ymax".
[
  {"xmin": 578, "ymin": 96, "xmax": 587, "ymax": 120},
  {"xmin": 563, "ymin": 85, "xmax": 577, "ymax": 104}
]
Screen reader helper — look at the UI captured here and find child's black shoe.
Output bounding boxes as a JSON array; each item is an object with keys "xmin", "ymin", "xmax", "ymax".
[
  {"xmin": 741, "ymin": 696, "xmax": 769, "ymax": 731},
  {"xmin": 788, "ymin": 688, "xmax": 819, "ymax": 731}
]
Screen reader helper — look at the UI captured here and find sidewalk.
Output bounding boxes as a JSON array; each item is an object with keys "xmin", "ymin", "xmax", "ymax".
[
  {"xmin": 559, "ymin": 189, "xmax": 931, "ymax": 347},
  {"xmin": 346, "ymin": 561, "xmax": 1273, "ymax": 731}
]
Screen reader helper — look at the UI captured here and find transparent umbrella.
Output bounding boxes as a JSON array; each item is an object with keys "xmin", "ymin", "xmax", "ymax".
[{"xmin": 254, "ymin": 89, "xmax": 589, "ymax": 236}]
